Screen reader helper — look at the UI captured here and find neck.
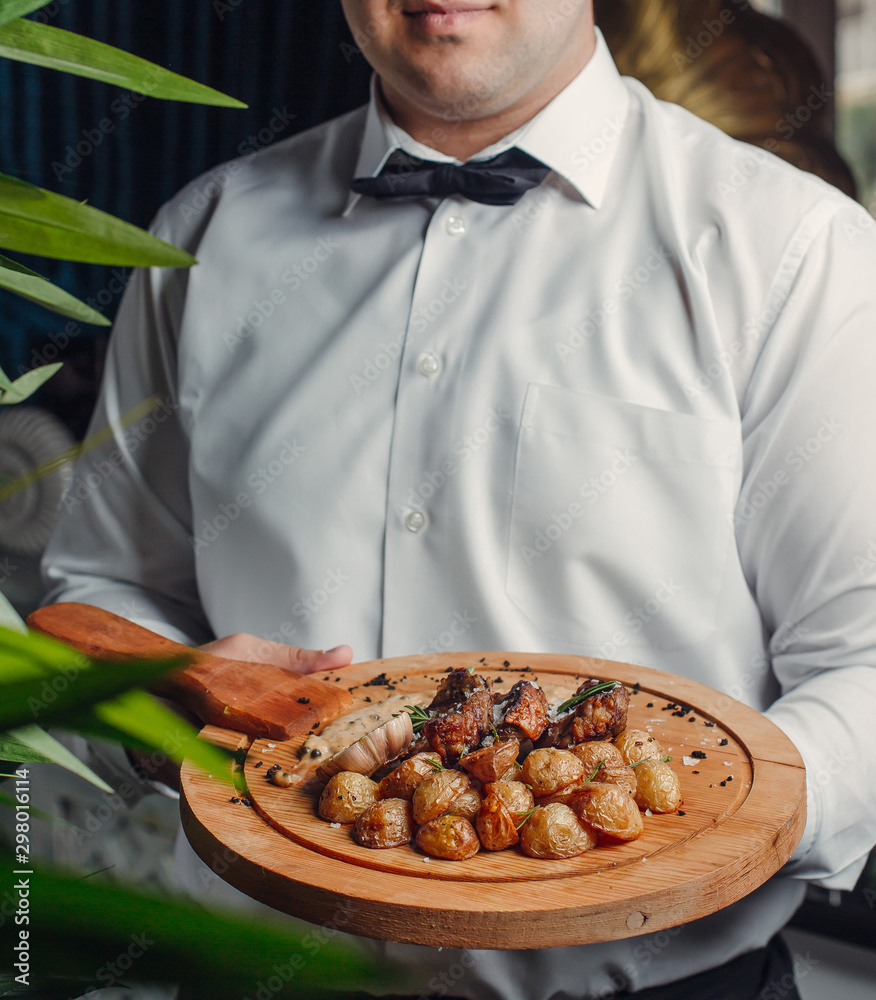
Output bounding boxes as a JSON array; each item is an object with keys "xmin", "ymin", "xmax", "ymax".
[{"xmin": 379, "ymin": 32, "xmax": 597, "ymax": 161}]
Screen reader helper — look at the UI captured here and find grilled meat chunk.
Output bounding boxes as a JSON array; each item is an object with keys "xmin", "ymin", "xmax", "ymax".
[
  {"xmin": 425, "ymin": 689, "xmax": 494, "ymax": 766},
  {"xmin": 494, "ymin": 680, "xmax": 550, "ymax": 741},
  {"xmin": 537, "ymin": 678, "xmax": 629, "ymax": 749},
  {"xmin": 429, "ymin": 667, "xmax": 491, "ymax": 712}
]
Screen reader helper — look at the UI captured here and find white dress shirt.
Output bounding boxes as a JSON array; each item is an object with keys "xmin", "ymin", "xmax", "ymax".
[{"xmin": 43, "ymin": 30, "xmax": 876, "ymax": 1000}]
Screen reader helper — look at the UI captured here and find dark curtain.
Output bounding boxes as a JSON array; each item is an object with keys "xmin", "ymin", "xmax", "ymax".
[{"xmin": 0, "ymin": 1, "xmax": 371, "ymax": 430}]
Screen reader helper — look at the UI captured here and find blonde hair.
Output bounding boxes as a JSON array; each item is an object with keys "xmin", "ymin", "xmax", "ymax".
[{"xmin": 595, "ymin": 0, "xmax": 856, "ymax": 196}]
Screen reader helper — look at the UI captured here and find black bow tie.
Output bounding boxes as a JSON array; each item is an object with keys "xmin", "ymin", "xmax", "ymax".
[{"xmin": 351, "ymin": 148, "xmax": 552, "ymax": 206}]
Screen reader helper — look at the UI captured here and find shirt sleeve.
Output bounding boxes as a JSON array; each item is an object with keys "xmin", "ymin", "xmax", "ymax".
[
  {"xmin": 40, "ymin": 207, "xmax": 212, "ymax": 648},
  {"xmin": 734, "ymin": 196, "xmax": 876, "ymax": 889}
]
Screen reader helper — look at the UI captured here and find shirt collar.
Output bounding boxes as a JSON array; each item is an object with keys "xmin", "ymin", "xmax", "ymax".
[{"xmin": 342, "ymin": 27, "xmax": 630, "ymax": 216}]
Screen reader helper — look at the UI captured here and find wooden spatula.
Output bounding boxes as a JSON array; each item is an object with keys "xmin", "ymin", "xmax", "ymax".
[{"xmin": 26, "ymin": 602, "xmax": 352, "ymax": 741}]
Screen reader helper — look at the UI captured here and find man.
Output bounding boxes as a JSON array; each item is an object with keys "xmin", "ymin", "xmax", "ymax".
[{"xmin": 43, "ymin": 1, "xmax": 876, "ymax": 998}]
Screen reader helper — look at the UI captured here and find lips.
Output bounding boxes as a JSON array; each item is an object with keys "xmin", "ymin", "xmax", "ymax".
[
  {"xmin": 403, "ymin": 2, "xmax": 494, "ymax": 33},
  {"xmin": 404, "ymin": 2, "xmax": 491, "ymax": 12}
]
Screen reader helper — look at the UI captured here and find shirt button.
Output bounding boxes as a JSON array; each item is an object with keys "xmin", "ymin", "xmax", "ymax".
[
  {"xmin": 445, "ymin": 215, "xmax": 466, "ymax": 236},
  {"xmin": 404, "ymin": 510, "xmax": 427, "ymax": 533},
  {"xmin": 417, "ymin": 353, "xmax": 441, "ymax": 377}
]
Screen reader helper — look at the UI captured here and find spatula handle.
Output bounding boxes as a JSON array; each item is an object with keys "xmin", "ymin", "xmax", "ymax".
[{"xmin": 26, "ymin": 602, "xmax": 352, "ymax": 740}]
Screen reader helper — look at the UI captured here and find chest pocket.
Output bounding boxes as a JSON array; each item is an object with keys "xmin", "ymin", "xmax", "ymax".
[{"xmin": 505, "ymin": 384, "xmax": 740, "ymax": 651}]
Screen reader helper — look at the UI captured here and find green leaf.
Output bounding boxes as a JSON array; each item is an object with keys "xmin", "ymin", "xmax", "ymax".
[
  {"xmin": 0, "ymin": 19, "xmax": 246, "ymax": 107},
  {"xmin": 0, "ymin": 253, "xmax": 110, "ymax": 325},
  {"xmin": 0, "ymin": 651, "xmax": 187, "ymax": 731},
  {"xmin": 8, "ymin": 862, "xmax": 401, "ymax": 997},
  {"xmin": 0, "ymin": 2, "xmax": 49, "ymax": 28},
  {"xmin": 0, "ymin": 360, "xmax": 61, "ymax": 404},
  {"xmin": 0, "ymin": 628, "xmax": 229, "ymax": 781},
  {"xmin": 0, "ymin": 724, "xmax": 113, "ymax": 792},
  {"xmin": 88, "ymin": 689, "xmax": 233, "ymax": 780},
  {"xmin": 0, "ymin": 625, "xmax": 92, "ymax": 676},
  {"xmin": 0, "ymin": 172, "xmax": 196, "ymax": 266}
]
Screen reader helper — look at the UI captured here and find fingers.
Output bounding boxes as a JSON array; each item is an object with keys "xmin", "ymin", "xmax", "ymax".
[{"xmin": 199, "ymin": 633, "xmax": 354, "ymax": 675}]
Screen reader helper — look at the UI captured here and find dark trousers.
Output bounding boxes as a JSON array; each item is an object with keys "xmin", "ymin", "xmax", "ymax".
[{"xmin": 330, "ymin": 933, "xmax": 802, "ymax": 1000}]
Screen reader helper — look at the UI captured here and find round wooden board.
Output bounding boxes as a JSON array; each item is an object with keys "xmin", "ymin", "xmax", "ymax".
[{"xmin": 180, "ymin": 651, "xmax": 806, "ymax": 949}]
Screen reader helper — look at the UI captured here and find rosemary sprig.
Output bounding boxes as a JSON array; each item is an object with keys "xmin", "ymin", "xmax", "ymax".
[
  {"xmin": 427, "ymin": 759, "xmax": 445, "ymax": 772},
  {"xmin": 555, "ymin": 681, "xmax": 620, "ymax": 716},
  {"xmin": 514, "ymin": 806, "xmax": 539, "ymax": 830},
  {"xmin": 393, "ymin": 705, "xmax": 431, "ymax": 733},
  {"xmin": 627, "ymin": 754, "xmax": 673, "ymax": 768},
  {"xmin": 585, "ymin": 759, "xmax": 606, "ymax": 782}
]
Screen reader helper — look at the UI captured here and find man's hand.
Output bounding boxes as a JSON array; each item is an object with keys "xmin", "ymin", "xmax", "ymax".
[{"xmin": 199, "ymin": 633, "xmax": 354, "ymax": 675}]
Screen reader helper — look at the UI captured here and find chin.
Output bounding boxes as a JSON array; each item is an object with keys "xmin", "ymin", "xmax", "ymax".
[{"xmin": 395, "ymin": 52, "xmax": 514, "ymax": 117}]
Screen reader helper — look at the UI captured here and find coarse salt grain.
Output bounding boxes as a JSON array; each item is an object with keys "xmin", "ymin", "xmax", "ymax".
[
  {"xmin": 723, "ymin": 761, "xmax": 733, "ymax": 766},
  {"xmin": 645, "ymin": 809, "xmax": 653, "ymax": 817},
  {"xmin": 683, "ymin": 756, "xmax": 698, "ymax": 766},
  {"xmin": 267, "ymin": 743, "xmax": 276, "ymax": 748},
  {"xmin": 423, "ymin": 857, "xmax": 430, "ymax": 863},
  {"xmin": 330, "ymin": 822, "xmax": 341, "ymax": 828}
]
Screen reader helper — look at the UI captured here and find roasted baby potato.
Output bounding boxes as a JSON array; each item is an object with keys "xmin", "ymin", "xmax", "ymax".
[
  {"xmin": 571, "ymin": 741, "xmax": 637, "ymax": 796},
  {"xmin": 354, "ymin": 798, "xmax": 414, "ymax": 848},
  {"xmin": 522, "ymin": 748, "xmax": 585, "ymax": 798},
  {"xmin": 538, "ymin": 776, "xmax": 590, "ymax": 807},
  {"xmin": 613, "ymin": 729, "xmax": 663, "ymax": 766},
  {"xmin": 633, "ymin": 758, "xmax": 683, "ymax": 813},
  {"xmin": 412, "ymin": 769, "xmax": 471, "ymax": 825},
  {"xmin": 378, "ymin": 752, "xmax": 442, "ymax": 800},
  {"xmin": 446, "ymin": 786, "xmax": 483, "ymax": 822},
  {"xmin": 572, "ymin": 782, "xmax": 644, "ymax": 841},
  {"xmin": 498, "ymin": 761, "xmax": 524, "ymax": 783},
  {"xmin": 518, "ymin": 802, "xmax": 596, "ymax": 859},
  {"xmin": 416, "ymin": 813, "xmax": 480, "ymax": 860},
  {"xmin": 476, "ymin": 792, "xmax": 520, "ymax": 851},
  {"xmin": 318, "ymin": 771, "xmax": 379, "ymax": 823},
  {"xmin": 485, "ymin": 779, "xmax": 535, "ymax": 817},
  {"xmin": 459, "ymin": 738, "xmax": 520, "ymax": 784}
]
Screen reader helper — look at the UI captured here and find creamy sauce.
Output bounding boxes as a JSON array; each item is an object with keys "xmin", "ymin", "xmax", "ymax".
[{"xmin": 299, "ymin": 691, "xmax": 434, "ymax": 762}]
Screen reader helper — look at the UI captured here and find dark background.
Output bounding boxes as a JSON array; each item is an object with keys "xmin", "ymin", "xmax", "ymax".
[{"xmin": 0, "ymin": 1, "xmax": 372, "ymax": 429}]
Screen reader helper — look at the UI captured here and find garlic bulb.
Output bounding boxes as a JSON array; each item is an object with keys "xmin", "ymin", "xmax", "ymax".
[{"xmin": 315, "ymin": 712, "xmax": 414, "ymax": 784}]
